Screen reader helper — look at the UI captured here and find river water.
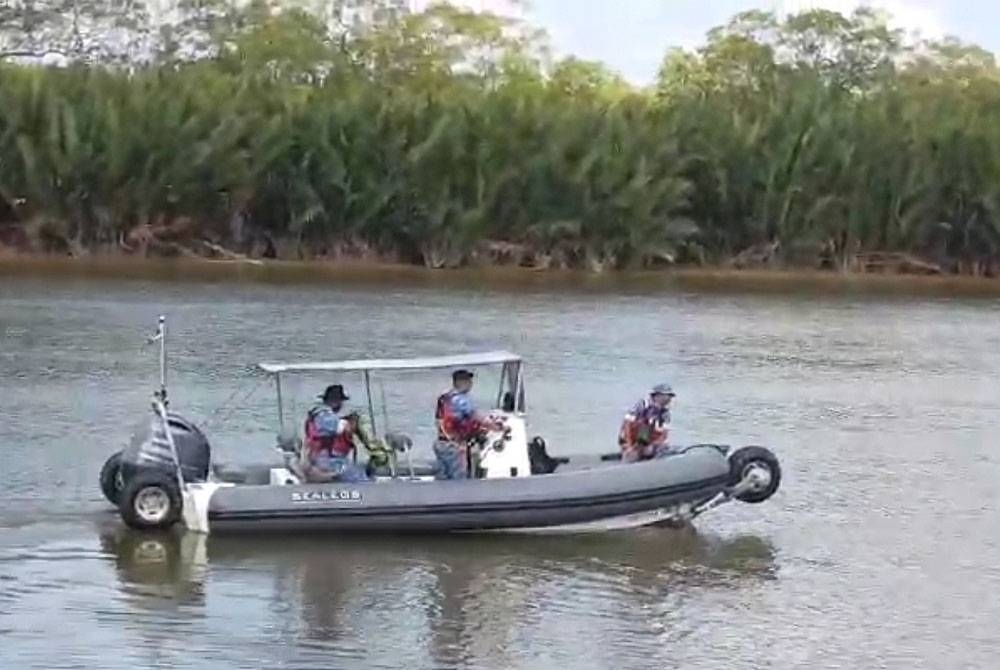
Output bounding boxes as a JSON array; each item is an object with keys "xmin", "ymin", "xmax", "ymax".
[{"xmin": 1, "ymin": 273, "xmax": 998, "ymax": 669}]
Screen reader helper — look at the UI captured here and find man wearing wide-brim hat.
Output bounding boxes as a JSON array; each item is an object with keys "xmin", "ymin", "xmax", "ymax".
[
  {"xmin": 302, "ymin": 384, "xmax": 368, "ymax": 482},
  {"xmin": 320, "ymin": 384, "xmax": 349, "ymax": 406},
  {"xmin": 617, "ymin": 382, "xmax": 676, "ymax": 463}
]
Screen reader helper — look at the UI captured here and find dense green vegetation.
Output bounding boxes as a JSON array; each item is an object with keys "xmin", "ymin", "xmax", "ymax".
[{"xmin": 1, "ymin": 1, "xmax": 1000, "ymax": 274}]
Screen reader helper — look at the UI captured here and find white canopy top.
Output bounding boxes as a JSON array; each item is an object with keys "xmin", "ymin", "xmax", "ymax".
[{"xmin": 258, "ymin": 350, "xmax": 522, "ymax": 375}]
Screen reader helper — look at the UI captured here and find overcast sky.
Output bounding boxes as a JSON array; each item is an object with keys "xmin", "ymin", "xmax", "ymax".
[{"xmin": 517, "ymin": 1, "xmax": 1000, "ymax": 84}]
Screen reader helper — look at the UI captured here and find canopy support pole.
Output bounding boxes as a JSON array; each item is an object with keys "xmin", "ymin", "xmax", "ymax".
[
  {"xmin": 275, "ymin": 373, "xmax": 285, "ymax": 434},
  {"xmin": 496, "ymin": 363, "xmax": 507, "ymax": 409},
  {"xmin": 363, "ymin": 370, "xmax": 376, "ymax": 438},
  {"xmin": 514, "ymin": 362, "xmax": 524, "ymax": 413}
]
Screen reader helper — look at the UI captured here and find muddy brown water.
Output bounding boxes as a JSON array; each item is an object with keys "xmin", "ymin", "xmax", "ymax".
[{"xmin": 1, "ymin": 272, "xmax": 999, "ymax": 669}]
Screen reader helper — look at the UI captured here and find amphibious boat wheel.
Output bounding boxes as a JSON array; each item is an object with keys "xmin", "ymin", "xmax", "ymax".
[
  {"xmin": 99, "ymin": 450, "xmax": 124, "ymax": 505},
  {"xmin": 118, "ymin": 470, "xmax": 183, "ymax": 530},
  {"xmin": 728, "ymin": 446, "xmax": 781, "ymax": 504}
]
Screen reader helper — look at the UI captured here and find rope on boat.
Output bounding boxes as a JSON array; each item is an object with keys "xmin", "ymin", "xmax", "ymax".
[
  {"xmin": 196, "ymin": 372, "xmax": 268, "ymax": 432},
  {"xmin": 134, "ymin": 315, "xmax": 279, "ymax": 434}
]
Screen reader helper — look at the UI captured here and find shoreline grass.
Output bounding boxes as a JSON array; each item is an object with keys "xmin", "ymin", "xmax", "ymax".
[{"xmin": 3, "ymin": 254, "xmax": 999, "ymax": 297}]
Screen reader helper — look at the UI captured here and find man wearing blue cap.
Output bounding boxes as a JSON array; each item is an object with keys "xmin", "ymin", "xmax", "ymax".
[
  {"xmin": 618, "ymin": 383, "xmax": 676, "ymax": 463},
  {"xmin": 433, "ymin": 369, "xmax": 503, "ymax": 479}
]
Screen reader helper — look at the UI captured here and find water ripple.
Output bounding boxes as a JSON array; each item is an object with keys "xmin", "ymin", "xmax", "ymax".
[{"xmin": 3, "ymin": 278, "xmax": 1000, "ymax": 669}]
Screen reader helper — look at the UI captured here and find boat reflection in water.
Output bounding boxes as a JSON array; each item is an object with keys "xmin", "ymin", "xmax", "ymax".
[
  {"xmin": 97, "ymin": 522, "xmax": 209, "ymax": 609},
  {"xmin": 96, "ymin": 523, "xmax": 776, "ymax": 668}
]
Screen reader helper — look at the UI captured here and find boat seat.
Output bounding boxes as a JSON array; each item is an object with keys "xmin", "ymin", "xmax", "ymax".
[
  {"xmin": 276, "ymin": 434, "xmax": 302, "ymax": 455},
  {"xmin": 275, "ymin": 434, "xmax": 307, "ymax": 481},
  {"xmin": 528, "ymin": 436, "xmax": 569, "ymax": 474},
  {"xmin": 211, "ymin": 462, "xmax": 275, "ymax": 485}
]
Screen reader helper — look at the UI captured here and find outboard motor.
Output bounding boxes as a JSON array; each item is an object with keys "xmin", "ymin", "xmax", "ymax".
[
  {"xmin": 117, "ymin": 411, "xmax": 211, "ymax": 486},
  {"xmin": 99, "ymin": 315, "xmax": 214, "ymax": 531}
]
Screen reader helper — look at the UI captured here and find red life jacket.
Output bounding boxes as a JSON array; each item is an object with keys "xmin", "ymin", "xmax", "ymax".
[
  {"xmin": 623, "ymin": 420, "xmax": 667, "ymax": 447},
  {"xmin": 622, "ymin": 399, "xmax": 669, "ymax": 447},
  {"xmin": 305, "ymin": 405, "xmax": 354, "ymax": 458},
  {"xmin": 329, "ymin": 430, "xmax": 354, "ymax": 457},
  {"xmin": 436, "ymin": 390, "xmax": 477, "ymax": 442}
]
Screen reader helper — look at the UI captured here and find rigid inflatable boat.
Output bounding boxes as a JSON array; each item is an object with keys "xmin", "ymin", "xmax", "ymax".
[{"xmin": 99, "ymin": 317, "xmax": 781, "ymax": 535}]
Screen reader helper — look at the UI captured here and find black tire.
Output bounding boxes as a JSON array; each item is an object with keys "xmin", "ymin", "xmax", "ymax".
[
  {"xmin": 99, "ymin": 450, "xmax": 124, "ymax": 505},
  {"xmin": 728, "ymin": 446, "xmax": 781, "ymax": 504},
  {"xmin": 118, "ymin": 469, "xmax": 183, "ymax": 531}
]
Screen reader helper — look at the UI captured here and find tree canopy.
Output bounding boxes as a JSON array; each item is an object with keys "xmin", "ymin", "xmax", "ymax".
[{"xmin": 0, "ymin": 2, "xmax": 998, "ymax": 274}]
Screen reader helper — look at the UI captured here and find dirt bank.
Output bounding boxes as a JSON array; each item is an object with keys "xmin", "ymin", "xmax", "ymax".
[{"xmin": 2, "ymin": 254, "xmax": 1000, "ymax": 298}]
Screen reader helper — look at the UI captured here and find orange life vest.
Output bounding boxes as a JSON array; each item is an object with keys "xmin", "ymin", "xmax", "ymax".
[
  {"xmin": 623, "ymin": 420, "xmax": 668, "ymax": 447},
  {"xmin": 622, "ymin": 399, "xmax": 670, "ymax": 447}
]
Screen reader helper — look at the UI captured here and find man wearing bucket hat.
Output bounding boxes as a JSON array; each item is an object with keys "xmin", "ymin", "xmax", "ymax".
[
  {"xmin": 303, "ymin": 384, "xmax": 368, "ymax": 482},
  {"xmin": 618, "ymin": 382, "xmax": 676, "ymax": 463}
]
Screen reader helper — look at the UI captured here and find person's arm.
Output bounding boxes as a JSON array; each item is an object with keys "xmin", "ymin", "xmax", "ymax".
[
  {"xmin": 618, "ymin": 418, "xmax": 632, "ymax": 447},
  {"xmin": 344, "ymin": 412, "xmax": 371, "ymax": 449},
  {"xmin": 447, "ymin": 394, "xmax": 492, "ymax": 437},
  {"xmin": 474, "ymin": 409, "xmax": 503, "ymax": 430},
  {"xmin": 618, "ymin": 402, "xmax": 642, "ymax": 447},
  {"xmin": 656, "ymin": 408, "xmax": 672, "ymax": 444},
  {"xmin": 619, "ymin": 418, "xmax": 638, "ymax": 446}
]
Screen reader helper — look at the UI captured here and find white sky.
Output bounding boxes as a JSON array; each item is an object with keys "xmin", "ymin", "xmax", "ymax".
[{"xmin": 463, "ymin": 0, "xmax": 994, "ymax": 84}]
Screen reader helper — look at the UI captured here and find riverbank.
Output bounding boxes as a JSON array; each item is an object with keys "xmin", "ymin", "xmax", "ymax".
[
  {"xmin": 4, "ymin": 6, "xmax": 1000, "ymax": 293},
  {"xmin": 3, "ymin": 254, "xmax": 1000, "ymax": 297}
]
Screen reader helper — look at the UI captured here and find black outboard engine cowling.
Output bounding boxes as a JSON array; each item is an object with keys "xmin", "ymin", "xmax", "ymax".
[{"xmin": 118, "ymin": 411, "xmax": 211, "ymax": 485}]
